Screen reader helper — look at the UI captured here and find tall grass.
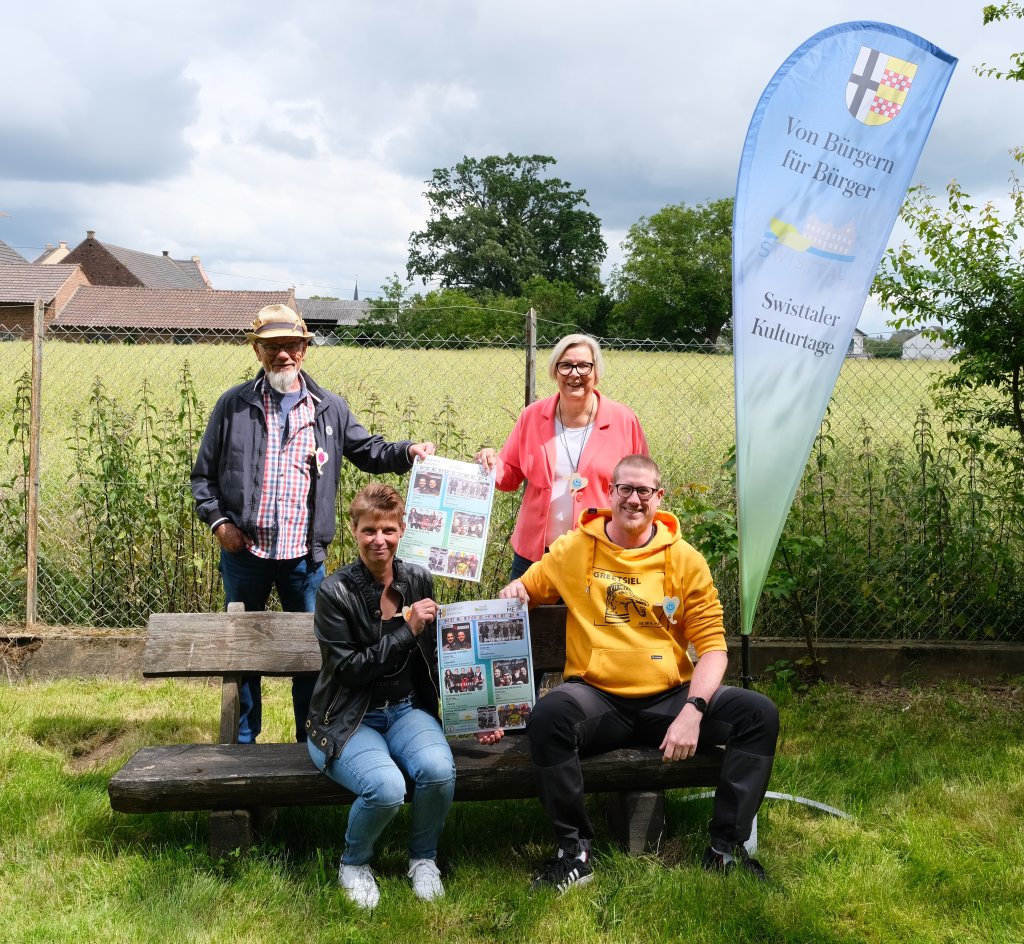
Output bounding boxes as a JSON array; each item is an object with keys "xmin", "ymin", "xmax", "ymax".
[
  {"xmin": 0, "ymin": 339, "xmax": 1021, "ymax": 639},
  {"xmin": 1, "ymin": 676, "xmax": 1021, "ymax": 943},
  {"xmin": 671, "ymin": 404, "xmax": 1024, "ymax": 644}
]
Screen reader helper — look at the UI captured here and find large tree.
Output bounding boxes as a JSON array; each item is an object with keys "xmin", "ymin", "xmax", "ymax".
[
  {"xmin": 406, "ymin": 154, "xmax": 606, "ymax": 297},
  {"xmin": 874, "ymin": 180, "xmax": 1024, "ymax": 459},
  {"xmin": 976, "ymin": 2, "xmax": 1024, "ymax": 82},
  {"xmin": 355, "ymin": 274, "xmax": 604, "ymax": 343},
  {"xmin": 872, "ymin": 4, "xmax": 1024, "ymax": 461},
  {"xmin": 608, "ymin": 197, "xmax": 733, "ymax": 345}
]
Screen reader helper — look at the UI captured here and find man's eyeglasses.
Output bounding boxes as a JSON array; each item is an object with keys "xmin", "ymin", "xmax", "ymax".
[
  {"xmin": 612, "ymin": 483, "xmax": 658, "ymax": 501},
  {"xmin": 260, "ymin": 340, "xmax": 306, "ymax": 355},
  {"xmin": 555, "ymin": 361, "xmax": 595, "ymax": 377}
]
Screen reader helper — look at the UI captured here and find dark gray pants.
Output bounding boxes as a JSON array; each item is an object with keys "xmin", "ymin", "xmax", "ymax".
[{"xmin": 527, "ymin": 679, "xmax": 779, "ymax": 851}]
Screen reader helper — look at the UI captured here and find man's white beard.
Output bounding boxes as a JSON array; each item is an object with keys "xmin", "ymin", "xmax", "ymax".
[{"xmin": 267, "ymin": 366, "xmax": 299, "ymax": 393}]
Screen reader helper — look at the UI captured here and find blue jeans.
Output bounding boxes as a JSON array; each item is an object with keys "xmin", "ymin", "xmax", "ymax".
[
  {"xmin": 219, "ymin": 549, "xmax": 325, "ymax": 743},
  {"xmin": 307, "ymin": 699, "xmax": 456, "ymax": 865}
]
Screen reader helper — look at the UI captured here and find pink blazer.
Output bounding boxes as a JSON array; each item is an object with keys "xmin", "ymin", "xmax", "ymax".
[{"xmin": 494, "ymin": 391, "xmax": 649, "ymax": 561}]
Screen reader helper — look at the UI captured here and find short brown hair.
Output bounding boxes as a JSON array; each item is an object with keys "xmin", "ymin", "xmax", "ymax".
[
  {"xmin": 611, "ymin": 454, "xmax": 661, "ymax": 488},
  {"xmin": 348, "ymin": 482, "xmax": 405, "ymax": 529}
]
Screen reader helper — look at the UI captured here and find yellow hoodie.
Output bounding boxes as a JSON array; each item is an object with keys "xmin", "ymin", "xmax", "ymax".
[{"xmin": 521, "ymin": 508, "xmax": 727, "ymax": 697}]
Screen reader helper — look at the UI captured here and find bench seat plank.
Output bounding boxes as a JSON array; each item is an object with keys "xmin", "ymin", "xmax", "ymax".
[{"xmin": 108, "ymin": 738, "xmax": 724, "ymax": 814}]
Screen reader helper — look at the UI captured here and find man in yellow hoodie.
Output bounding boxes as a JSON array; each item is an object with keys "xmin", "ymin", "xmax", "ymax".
[{"xmin": 500, "ymin": 454, "xmax": 779, "ymax": 892}]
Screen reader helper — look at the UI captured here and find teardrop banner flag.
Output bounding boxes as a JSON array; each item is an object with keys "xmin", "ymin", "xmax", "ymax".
[{"xmin": 733, "ymin": 22, "xmax": 956, "ymax": 636}]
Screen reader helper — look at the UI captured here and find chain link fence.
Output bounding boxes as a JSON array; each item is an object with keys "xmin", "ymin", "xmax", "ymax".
[{"xmin": 1, "ymin": 323, "xmax": 1021, "ymax": 641}]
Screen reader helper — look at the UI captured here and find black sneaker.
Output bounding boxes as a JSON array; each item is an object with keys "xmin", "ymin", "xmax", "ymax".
[
  {"xmin": 530, "ymin": 844, "xmax": 594, "ymax": 894},
  {"xmin": 700, "ymin": 845, "xmax": 768, "ymax": 882}
]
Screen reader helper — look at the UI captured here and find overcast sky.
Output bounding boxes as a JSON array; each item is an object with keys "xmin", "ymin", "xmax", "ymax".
[{"xmin": 2, "ymin": 1, "xmax": 1021, "ymax": 333}]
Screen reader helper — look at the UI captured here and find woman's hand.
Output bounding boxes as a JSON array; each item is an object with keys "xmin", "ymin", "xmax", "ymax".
[
  {"xmin": 475, "ymin": 728, "xmax": 504, "ymax": 745},
  {"xmin": 404, "ymin": 598, "xmax": 438, "ymax": 636},
  {"xmin": 474, "ymin": 447, "xmax": 497, "ymax": 472}
]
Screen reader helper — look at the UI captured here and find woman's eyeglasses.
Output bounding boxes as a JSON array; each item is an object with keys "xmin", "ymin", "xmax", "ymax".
[{"xmin": 555, "ymin": 361, "xmax": 595, "ymax": 376}]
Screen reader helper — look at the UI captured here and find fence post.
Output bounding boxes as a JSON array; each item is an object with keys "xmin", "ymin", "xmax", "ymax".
[
  {"xmin": 524, "ymin": 307, "xmax": 537, "ymax": 407},
  {"xmin": 25, "ymin": 299, "xmax": 43, "ymax": 630}
]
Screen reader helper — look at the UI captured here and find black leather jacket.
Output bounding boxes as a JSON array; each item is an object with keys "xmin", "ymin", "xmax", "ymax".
[{"xmin": 305, "ymin": 556, "xmax": 440, "ymax": 761}]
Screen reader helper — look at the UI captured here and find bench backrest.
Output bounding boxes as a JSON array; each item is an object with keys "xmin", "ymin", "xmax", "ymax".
[
  {"xmin": 144, "ymin": 605, "xmax": 569, "ymax": 677},
  {"xmin": 144, "ymin": 604, "xmax": 569, "ymax": 743}
]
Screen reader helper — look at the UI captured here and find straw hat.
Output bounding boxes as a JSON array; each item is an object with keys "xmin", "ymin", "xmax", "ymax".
[{"xmin": 246, "ymin": 304, "xmax": 313, "ymax": 342}]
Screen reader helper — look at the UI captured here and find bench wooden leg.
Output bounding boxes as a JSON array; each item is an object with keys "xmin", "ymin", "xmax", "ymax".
[
  {"xmin": 208, "ymin": 807, "xmax": 277, "ymax": 859},
  {"xmin": 606, "ymin": 790, "xmax": 666, "ymax": 855},
  {"xmin": 208, "ymin": 810, "xmax": 256, "ymax": 859}
]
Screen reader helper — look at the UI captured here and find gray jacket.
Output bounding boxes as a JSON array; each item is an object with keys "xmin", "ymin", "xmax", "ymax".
[{"xmin": 191, "ymin": 370, "xmax": 414, "ymax": 563}]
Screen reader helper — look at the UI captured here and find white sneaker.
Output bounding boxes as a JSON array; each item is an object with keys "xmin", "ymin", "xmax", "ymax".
[
  {"xmin": 407, "ymin": 857, "xmax": 445, "ymax": 901},
  {"xmin": 339, "ymin": 863, "xmax": 380, "ymax": 909}
]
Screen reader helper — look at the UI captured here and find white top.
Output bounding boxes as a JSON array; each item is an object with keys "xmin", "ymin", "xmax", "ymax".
[{"xmin": 546, "ymin": 417, "xmax": 592, "ymax": 547}]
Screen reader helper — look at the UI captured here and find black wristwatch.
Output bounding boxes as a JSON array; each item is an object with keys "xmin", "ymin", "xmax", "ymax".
[{"xmin": 685, "ymin": 696, "xmax": 708, "ymax": 714}]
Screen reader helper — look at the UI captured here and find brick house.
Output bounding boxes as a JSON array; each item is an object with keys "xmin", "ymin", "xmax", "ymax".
[
  {"xmin": 60, "ymin": 231, "xmax": 212, "ymax": 289},
  {"xmin": 0, "ymin": 264, "xmax": 91, "ymax": 334},
  {"xmin": 34, "ymin": 241, "xmax": 72, "ymax": 264}
]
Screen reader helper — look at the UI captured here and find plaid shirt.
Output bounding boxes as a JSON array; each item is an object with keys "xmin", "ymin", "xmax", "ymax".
[{"xmin": 250, "ymin": 382, "xmax": 316, "ymax": 560}]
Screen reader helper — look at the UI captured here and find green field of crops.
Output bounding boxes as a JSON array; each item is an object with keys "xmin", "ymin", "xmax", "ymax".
[
  {"xmin": 5, "ymin": 336, "xmax": 1019, "ymax": 642},
  {"xmin": 2, "ymin": 338, "xmax": 954, "ymax": 491}
]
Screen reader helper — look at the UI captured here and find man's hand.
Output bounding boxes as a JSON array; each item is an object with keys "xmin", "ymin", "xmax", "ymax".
[
  {"xmin": 498, "ymin": 579, "xmax": 530, "ymax": 606},
  {"xmin": 405, "ymin": 598, "xmax": 438, "ymax": 636},
  {"xmin": 215, "ymin": 522, "xmax": 252, "ymax": 554},
  {"xmin": 408, "ymin": 442, "xmax": 436, "ymax": 461},
  {"xmin": 659, "ymin": 704, "xmax": 702, "ymax": 763},
  {"xmin": 475, "ymin": 728, "xmax": 504, "ymax": 745}
]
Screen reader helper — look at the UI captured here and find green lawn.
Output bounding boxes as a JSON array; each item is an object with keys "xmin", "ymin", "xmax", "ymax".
[{"xmin": 1, "ymin": 676, "xmax": 1021, "ymax": 943}]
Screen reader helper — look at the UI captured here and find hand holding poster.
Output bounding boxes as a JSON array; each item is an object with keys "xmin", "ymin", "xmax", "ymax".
[
  {"xmin": 436, "ymin": 598, "xmax": 535, "ymax": 735},
  {"xmin": 397, "ymin": 455, "xmax": 496, "ymax": 582},
  {"xmin": 733, "ymin": 22, "xmax": 956, "ymax": 636}
]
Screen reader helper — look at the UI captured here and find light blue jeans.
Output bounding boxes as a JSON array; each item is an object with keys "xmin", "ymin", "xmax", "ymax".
[{"xmin": 307, "ymin": 699, "xmax": 456, "ymax": 865}]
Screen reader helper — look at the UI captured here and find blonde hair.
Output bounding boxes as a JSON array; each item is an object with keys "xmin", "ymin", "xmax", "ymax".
[
  {"xmin": 612, "ymin": 454, "xmax": 661, "ymax": 488},
  {"xmin": 547, "ymin": 334, "xmax": 604, "ymax": 383}
]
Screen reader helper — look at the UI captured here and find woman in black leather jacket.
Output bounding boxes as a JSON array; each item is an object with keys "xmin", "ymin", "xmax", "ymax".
[{"xmin": 305, "ymin": 482, "xmax": 499, "ymax": 909}]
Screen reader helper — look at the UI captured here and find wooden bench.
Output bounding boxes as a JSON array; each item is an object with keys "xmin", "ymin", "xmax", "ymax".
[{"xmin": 108, "ymin": 604, "xmax": 724, "ymax": 857}]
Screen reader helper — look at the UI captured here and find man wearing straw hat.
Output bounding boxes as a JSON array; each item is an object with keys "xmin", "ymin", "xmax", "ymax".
[{"xmin": 192, "ymin": 304, "xmax": 435, "ymax": 744}]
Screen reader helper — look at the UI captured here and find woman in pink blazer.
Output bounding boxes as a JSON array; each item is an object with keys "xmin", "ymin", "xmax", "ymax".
[{"xmin": 476, "ymin": 334, "xmax": 649, "ymax": 579}]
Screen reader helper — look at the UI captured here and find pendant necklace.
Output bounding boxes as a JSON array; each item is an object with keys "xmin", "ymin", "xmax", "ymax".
[{"xmin": 558, "ymin": 396, "xmax": 595, "ymax": 494}]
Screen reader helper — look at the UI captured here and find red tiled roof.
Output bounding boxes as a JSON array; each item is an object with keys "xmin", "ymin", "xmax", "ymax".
[
  {"xmin": 0, "ymin": 264, "xmax": 84, "ymax": 303},
  {"xmin": 52, "ymin": 286, "xmax": 294, "ymax": 329}
]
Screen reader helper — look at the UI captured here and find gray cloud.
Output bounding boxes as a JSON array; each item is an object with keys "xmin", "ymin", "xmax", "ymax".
[
  {"xmin": 249, "ymin": 125, "xmax": 319, "ymax": 160},
  {"xmin": 1, "ymin": 0, "xmax": 1020, "ymax": 320},
  {"xmin": 0, "ymin": 4, "xmax": 201, "ymax": 184}
]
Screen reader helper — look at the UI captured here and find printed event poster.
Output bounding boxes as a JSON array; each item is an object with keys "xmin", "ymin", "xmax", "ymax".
[
  {"xmin": 436, "ymin": 598, "xmax": 535, "ymax": 735},
  {"xmin": 397, "ymin": 455, "xmax": 496, "ymax": 582}
]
